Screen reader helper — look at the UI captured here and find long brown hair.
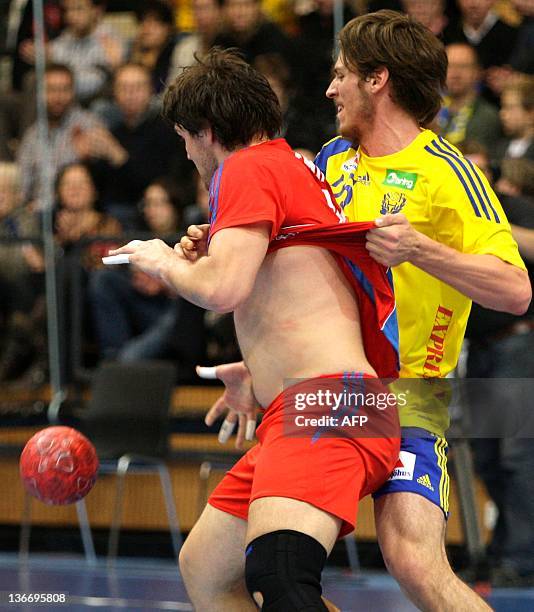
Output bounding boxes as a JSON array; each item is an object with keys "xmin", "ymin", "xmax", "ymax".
[
  {"xmin": 339, "ymin": 10, "xmax": 447, "ymax": 126},
  {"xmin": 163, "ymin": 48, "xmax": 282, "ymax": 150}
]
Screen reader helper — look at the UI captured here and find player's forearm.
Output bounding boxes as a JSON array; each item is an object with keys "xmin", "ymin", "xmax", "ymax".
[
  {"xmin": 159, "ymin": 253, "xmax": 241, "ymax": 312},
  {"xmin": 512, "ymin": 225, "xmax": 534, "ymax": 263},
  {"xmin": 410, "ymin": 232, "xmax": 531, "ymax": 315}
]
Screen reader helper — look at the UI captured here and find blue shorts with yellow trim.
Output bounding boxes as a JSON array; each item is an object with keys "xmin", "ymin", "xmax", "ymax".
[{"xmin": 372, "ymin": 428, "xmax": 450, "ymax": 517}]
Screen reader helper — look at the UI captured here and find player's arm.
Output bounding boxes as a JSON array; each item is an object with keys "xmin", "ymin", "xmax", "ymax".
[
  {"xmin": 108, "ymin": 222, "xmax": 270, "ymax": 312},
  {"xmin": 366, "ymin": 214, "xmax": 531, "ymax": 315}
]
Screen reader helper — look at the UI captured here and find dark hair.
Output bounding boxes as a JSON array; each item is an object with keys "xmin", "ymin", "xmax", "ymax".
[
  {"xmin": 339, "ymin": 10, "xmax": 447, "ymax": 126},
  {"xmin": 45, "ymin": 62, "xmax": 74, "ymax": 82},
  {"xmin": 503, "ymin": 77, "xmax": 534, "ymax": 112},
  {"xmin": 146, "ymin": 176, "xmax": 184, "ymax": 210},
  {"xmin": 55, "ymin": 162, "xmax": 99, "ymax": 209},
  {"xmin": 501, "ymin": 158, "xmax": 534, "ymax": 198},
  {"xmin": 459, "ymin": 140, "xmax": 489, "ymax": 158},
  {"xmin": 136, "ymin": 0, "xmax": 175, "ymax": 26},
  {"xmin": 163, "ymin": 48, "xmax": 282, "ymax": 150}
]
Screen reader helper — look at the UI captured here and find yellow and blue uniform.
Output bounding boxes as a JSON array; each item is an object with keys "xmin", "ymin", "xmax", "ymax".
[{"xmin": 315, "ymin": 129, "xmax": 526, "ymax": 512}]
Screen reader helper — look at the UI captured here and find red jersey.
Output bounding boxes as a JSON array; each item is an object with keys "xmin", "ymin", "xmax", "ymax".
[
  {"xmin": 208, "ymin": 138, "xmax": 399, "ymax": 378},
  {"xmin": 208, "ymin": 139, "xmax": 344, "ymax": 241}
]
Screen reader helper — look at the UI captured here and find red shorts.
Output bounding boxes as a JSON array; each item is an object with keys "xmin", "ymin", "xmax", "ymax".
[{"xmin": 208, "ymin": 374, "xmax": 400, "ymax": 537}]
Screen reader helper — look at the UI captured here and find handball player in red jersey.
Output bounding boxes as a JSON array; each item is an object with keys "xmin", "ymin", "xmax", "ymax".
[{"xmin": 108, "ymin": 49, "xmax": 400, "ymax": 611}]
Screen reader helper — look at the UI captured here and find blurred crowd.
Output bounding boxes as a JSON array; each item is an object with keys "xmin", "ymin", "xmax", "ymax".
[{"xmin": 0, "ymin": 0, "xmax": 532, "ymax": 388}]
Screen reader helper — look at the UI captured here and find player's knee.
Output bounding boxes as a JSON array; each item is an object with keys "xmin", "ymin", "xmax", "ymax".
[
  {"xmin": 178, "ymin": 537, "xmax": 202, "ymax": 586},
  {"xmin": 245, "ymin": 530, "xmax": 329, "ymax": 611},
  {"xmin": 381, "ymin": 538, "xmax": 448, "ymax": 588}
]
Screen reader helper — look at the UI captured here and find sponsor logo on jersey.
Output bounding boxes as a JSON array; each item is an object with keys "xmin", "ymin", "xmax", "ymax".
[
  {"xmin": 423, "ymin": 305, "xmax": 454, "ymax": 377},
  {"xmin": 389, "ymin": 451, "xmax": 416, "ymax": 481},
  {"xmin": 383, "ymin": 169, "xmax": 418, "ymax": 191},
  {"xmin": 380, "ymin": 192, "xmax": 407, "ymax": 215},
  {"xmin": 342, "ymin": 155, "xmax": 360, "ymax": 172}
]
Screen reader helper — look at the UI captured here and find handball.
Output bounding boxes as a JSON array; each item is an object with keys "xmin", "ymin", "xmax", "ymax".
[{"xmin": 19, "ymin": 426, "xmax": 99, "ymax": 505}]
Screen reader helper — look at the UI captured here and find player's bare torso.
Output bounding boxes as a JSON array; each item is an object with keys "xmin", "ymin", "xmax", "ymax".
[{"xmin": 235, "ymin": 244, "xmax": 375, "ymax": 407}]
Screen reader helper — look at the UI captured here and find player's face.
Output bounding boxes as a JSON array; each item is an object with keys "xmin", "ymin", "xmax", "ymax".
[
  {"xmin": 175, "ymin": 126, "xmax": 218, "ymax": 188},
  {"xmin": 326, "ymin": 56, "xmax": 375, "ymax": 143}
]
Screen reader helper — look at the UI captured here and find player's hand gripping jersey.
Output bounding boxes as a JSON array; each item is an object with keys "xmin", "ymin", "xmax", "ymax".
[
  {"xmin": 208, "ymin": 138, "xmax": 398, "ymax": 378},
  {"xmin": 315, "ymin": 130, "xmax": 526, "ymax": 435}
]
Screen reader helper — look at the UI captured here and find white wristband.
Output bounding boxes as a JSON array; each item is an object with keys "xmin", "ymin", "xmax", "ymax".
[
  {"xmin": 102, "ymin": 254, "xmax": 130, "ymax": 265},
  {"xmin": 196, "ymin": 366, "xmax": 218, "ymax": 380}
]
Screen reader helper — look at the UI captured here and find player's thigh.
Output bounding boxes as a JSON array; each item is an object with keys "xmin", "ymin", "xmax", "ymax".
[
  {"xmin": 247, "ymin": 496, "xmax": 342, "ymax": 555},
  {"xmin": 181, "ymin": 503, "xmax": 248, "ymax": 587},
  {"xmin": 374, "ymin": 491, "xmax": 447, "ymax": 565}
]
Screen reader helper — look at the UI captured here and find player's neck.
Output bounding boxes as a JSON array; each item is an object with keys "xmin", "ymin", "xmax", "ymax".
[
  {"xmin": 359, "ymin": 108, "xmax": 422, "ymax": 157},
  {"xmin": 216, "ymin": 136, "xmax": 271, "ymax": 163}
]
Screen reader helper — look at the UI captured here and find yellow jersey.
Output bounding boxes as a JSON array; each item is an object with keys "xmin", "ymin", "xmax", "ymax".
[{"xmin": 315, "ymin": 129, "xmax": 526, "ymax": 435}]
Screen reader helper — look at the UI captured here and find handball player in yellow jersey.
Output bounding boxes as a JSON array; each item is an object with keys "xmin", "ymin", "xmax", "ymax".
[{"xmin": 184, "ymin": 11, "xmax": 531, "ymax": 611}]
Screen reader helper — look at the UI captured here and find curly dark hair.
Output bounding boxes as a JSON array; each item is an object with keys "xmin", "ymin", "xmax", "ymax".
[{"xmin": 162, "ymin": 48, "xmax": 282, "ymax": 150}]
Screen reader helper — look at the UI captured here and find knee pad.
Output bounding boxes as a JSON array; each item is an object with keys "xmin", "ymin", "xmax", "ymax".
[{"xmin": 245, "ymin": 529, "xmax": 328, "ymax": 611}]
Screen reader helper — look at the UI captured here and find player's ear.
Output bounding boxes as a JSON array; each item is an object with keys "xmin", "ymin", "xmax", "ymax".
[
  {"xmin": 369, "ymin": 67, "xmax": 389, "ymax": 92},
  {"xmin": 199, "ymin": 127, "xmax": 215, "ymax": 144}
]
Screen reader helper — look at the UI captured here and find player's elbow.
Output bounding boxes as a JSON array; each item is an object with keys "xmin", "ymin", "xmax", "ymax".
[
  {"xmin": 206, "ymin": 282, "xmax": 252, "ymax": 313},
  {"xmin": 508, "ymin": 278, "xmax": 532, "ymax": 315},
  {"xmin": 496, "ymin": 268, "xmax": 532, "ymax": 315}
]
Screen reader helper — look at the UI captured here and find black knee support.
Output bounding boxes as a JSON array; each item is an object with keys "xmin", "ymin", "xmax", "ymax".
[{"xmin": 245, "ymin": 529, "xmax": 328, "ymax": 611}]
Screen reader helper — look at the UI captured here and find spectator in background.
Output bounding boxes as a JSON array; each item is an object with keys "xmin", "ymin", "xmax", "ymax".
[
  {"xmin": 461, "ymin": 141, "xmax": 534, "ymax": 587},
  {"xmin": 254, "ymin": 54, "xmax": 324, "ymax": 153},
  {"xmin": 0, "ymin": 163, "xmax": 42, "ymax": 384},
  {"xmin": 74, "ymin": 62, "xmax": 188, "ymax": 229},
  {"xmin": 19, "ymin": 0, "xmax": 126, "ymax": 106},
  {"xmin": 401, "ymin": 0, "xmax": 449, "ymax": 37},
  {"xmin": 496, "ymin": 157, "xmax": 534, "ymax": 199},
  {"xmin": 22, "ymin": 161, "xmax": 122, "ymax": 382},
  {"xmin": 182, "ymin": 171, "xmax": 210, "ymax": 227},
  {"xmin": 88, "ymin": 176, "xmax": 181, "ymax": 362},
  {"xmin": 486, "ymin": 0, "xmax": 534, "ymax": 93},
  {"xmin": 169, "ymin": 0, "xmax": 222, "ymax": 75},
  {"xmin": 292, "ymin": 0, "xmax": 357, "ymax": 149},
  {"xmin": 17, "ymin": 63, "xmax": 104, "ymax": 206},
  {"xmin": 8, "ymin": 0, "xmax": 63, "ymax": 93},
  {"xmin": 0, "ymin": 0, "xmax": 63, "ymax": 160},
  {"xmin": 89, "ymin": 176, "xmax": 207, "ymax": 379},
  {"xmin": 22, "ymin": 162, "xmax": 122, "ymax": 273},
  {"xmin": 495, "ymin": 78, "xmax": 534, "ymax": 163},
  {"xmin": 128, "ymin": 0, "xmax": 178, "ymax": 94},
  {"xmin": 443, "ymin": 0, "xmax": 519, "ymax": 102},
  {"xmin": 213, "ymin": 0, "xmax": 294, "ymax": 69},
  {"xmin": 436, "ymin": 42, "xmax": 502, "ymax": 149},
  {"xmin": 509, "ymin": 0, "xmax": 534, "ymax": 75}
]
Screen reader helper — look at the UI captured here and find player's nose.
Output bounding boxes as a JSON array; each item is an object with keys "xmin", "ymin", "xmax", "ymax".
[{"xmin": 326, "ymin": 81, "xmax": 337, "ymax": 98}]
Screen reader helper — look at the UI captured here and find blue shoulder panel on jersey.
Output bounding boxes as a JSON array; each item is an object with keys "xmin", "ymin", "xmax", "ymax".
[{"xmin": 314, "ymin": 138, "xmax": 353, "ymax": 173}]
